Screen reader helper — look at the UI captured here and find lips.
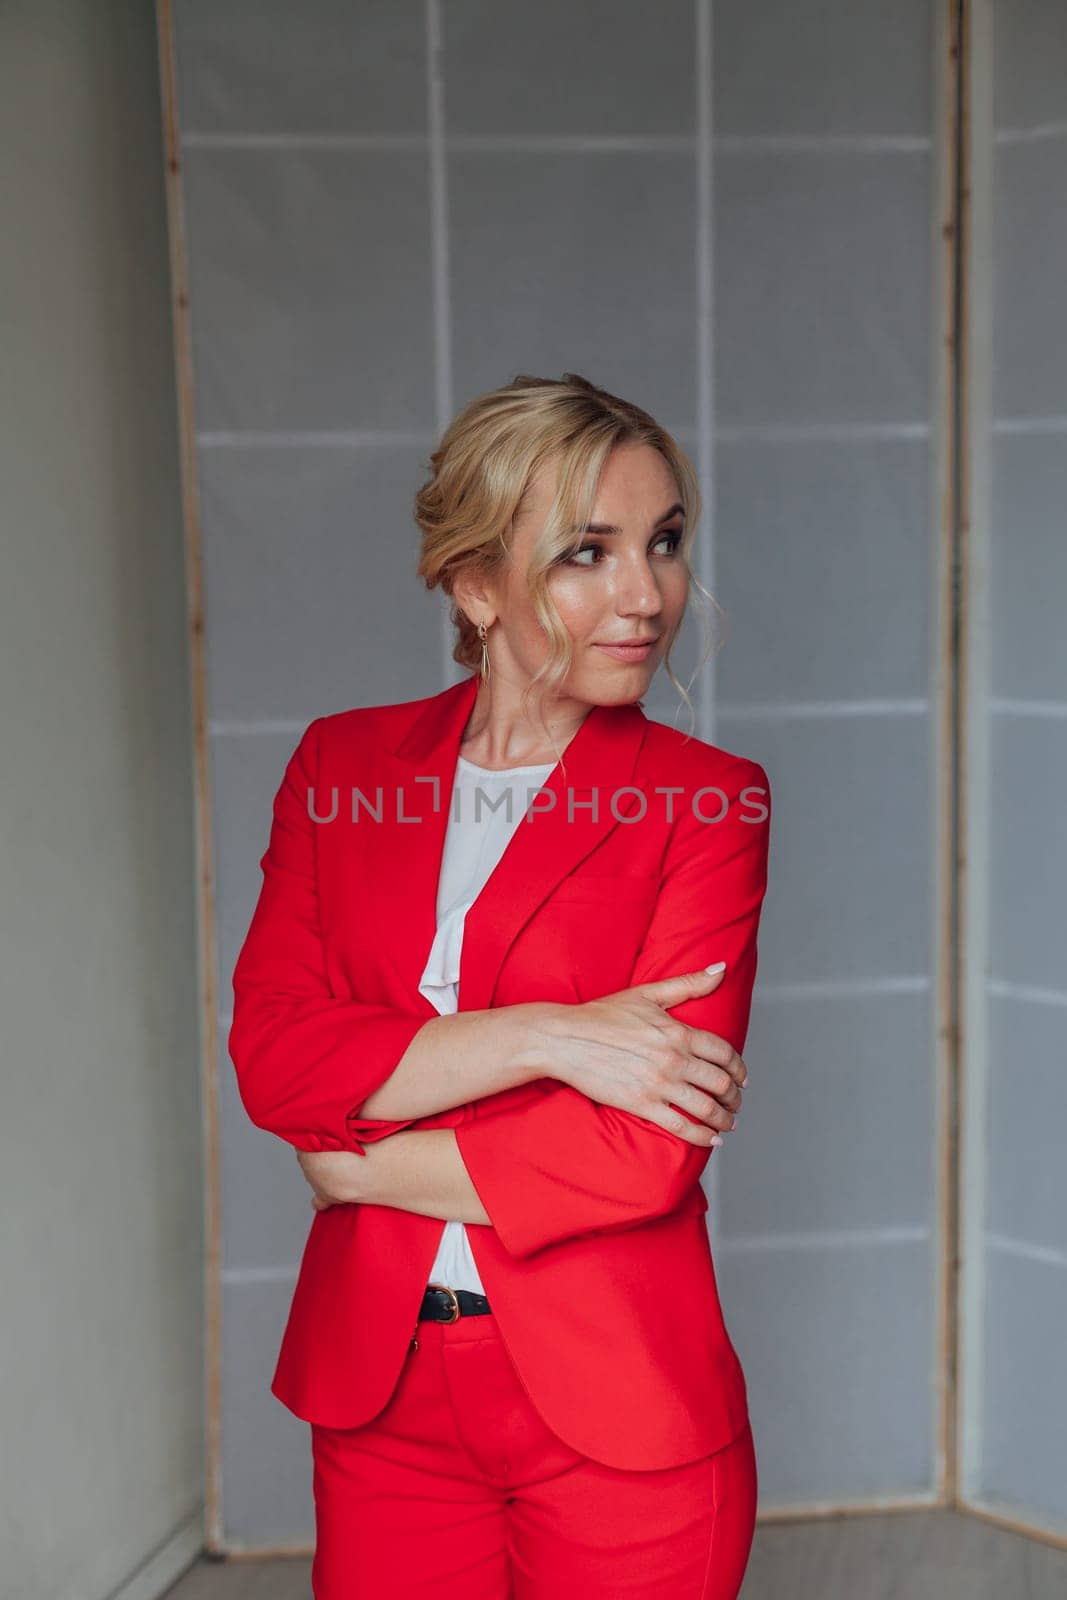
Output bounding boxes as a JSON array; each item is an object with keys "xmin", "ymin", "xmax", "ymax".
[{"xmin": 594, "ymin": 640, "xmax": 657, "ymax": 661}]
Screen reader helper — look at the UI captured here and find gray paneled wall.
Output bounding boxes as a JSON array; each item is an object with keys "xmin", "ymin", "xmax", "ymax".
[
  {"xmin": 972, "ymin": 0, "xmax": 1067, "ymax": 1532},
  {"xmin": 170, "ymin": 0, "xmax": 943, "ymax": 1547}
]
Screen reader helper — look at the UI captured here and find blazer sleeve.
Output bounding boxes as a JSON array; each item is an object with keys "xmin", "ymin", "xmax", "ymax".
[
  {"xmin": 228, "ymin": 717, "xmax": 431, "ymax": 1153},
  {"xmin": 453, "ymin": 756, "xmax": 771, "ymax": 1259}
]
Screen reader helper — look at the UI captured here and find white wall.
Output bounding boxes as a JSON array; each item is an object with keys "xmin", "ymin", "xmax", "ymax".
[{"xmin": 0, "ymin": 5, "xmax": 204, "ymax": 1597}]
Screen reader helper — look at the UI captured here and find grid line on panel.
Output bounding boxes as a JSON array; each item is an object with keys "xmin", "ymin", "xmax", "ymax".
[
  {"xmin": 985, "ymin": 1233, "xmax": 1067, "ymax": 1271},
  {"xmin": 954, "ymin": 0, "xmax": 992, "ymax": 1509},
  {"xmin": 186, "ymin": 420, "xmax": 966, "ymax": 451},
  {"xmin": 197, "ymin": 429, "xmax": 436, "ymax": 448},
  {"xmin": 995, "ymin": 122, "xmax": 1067, "ymax": 145},
  {"xmin": 426, "ymin": 0, "xmax": 456, "ymax": 688},
  {"xmin": 178, "ymin": 132, "xmax": 696, "ymax": 153},
  {"xmin": 426, "ymin": 0, "xmax": 452, "ymax": 434},
  {"xmin": 718, "ymin": 1225, "xmax": 931, "ymax": 1255},
  {"xmin": 208, "ymin": 719, "xmax": 313, "ymax": 738},
  {"xmin": 714, "ymin": 134, "xmax": 933, "ymax": 154},
  {"xmin": 991, "ymin": 415, "xmax": 1067, "ymax": 434},
  {"xmin": 716, "ymin": 421, "xmax": 931, "ymax": 442},
  {"xmin": 989, "ymin": 698, "xmax": 1067, "ymax": 718},
  {"xmin": 988, "ymin": 978, "xmax": 1067, "ymax": 1007},
  {"xmin": 180, "ymin": 132, "xmax": 429, "ymax": 151},
  {"xmin": 715, "ymin": 697, "xmax": 930, "ymax": 720},
  {"xmin": 225, "ymin": 1226, "xmax": 934, "ymax": 1285},
  {"xmin": 221, "ymin": 1265, "xmax": 300, "ymax": 1287},
  {"xmin": 450, "ymin": 134, "xmax": 695, "ymax": 153},
  {"xmin": 757, "ymin": 975, "xmax": 931, "ymax": 1002},
  {"xmin": 180, "ymin": 132, "xmax": 937, "ymax": 155}
]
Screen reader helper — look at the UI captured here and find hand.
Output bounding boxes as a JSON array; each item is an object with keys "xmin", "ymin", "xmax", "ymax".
[
  {"xmin": 532, "ymin": 965, "xmax": 748, "ymax": 1147},
  {"xmin": 295, "ymin": 1148, "xmax": 367, "ymax": 1211}
]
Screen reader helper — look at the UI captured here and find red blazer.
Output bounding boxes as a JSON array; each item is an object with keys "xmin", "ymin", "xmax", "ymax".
[{"xmin": 229, "ymin": 671, "xmax": 771, "ymax": 1470}]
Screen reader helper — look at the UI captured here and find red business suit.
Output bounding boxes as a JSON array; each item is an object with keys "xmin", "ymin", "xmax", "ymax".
[{"xmin": 229, "ymin": 671, "xmax": 771, "ymax": 1473}]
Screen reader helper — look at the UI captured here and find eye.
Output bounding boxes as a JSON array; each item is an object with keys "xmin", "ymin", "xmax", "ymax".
[{"xmin": 561, "ymin": 530, "xmax": 683, "ymax": 568}]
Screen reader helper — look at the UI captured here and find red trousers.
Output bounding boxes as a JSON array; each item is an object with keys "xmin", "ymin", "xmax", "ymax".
[{"xmin": 310, "ymin": 1310, "xmax": 758, "ymax": 1598}]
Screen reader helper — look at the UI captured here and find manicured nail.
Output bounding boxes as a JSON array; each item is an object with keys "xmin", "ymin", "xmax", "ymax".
[
  {"xmin": 710, "ymin": 1134, "xmax": 724, "ymax": 1147},
  {"xmin": 704, "ymin": 961, "xmax": 726, "ymax": 975}
]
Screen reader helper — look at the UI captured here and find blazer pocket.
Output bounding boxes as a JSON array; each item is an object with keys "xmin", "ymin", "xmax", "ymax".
[
  {"xmin": 549, "ymin": 873, "xmax": 659, "ymax": 906},
  {"xmin": 511, "ymin": 874, "xmax": 660, "ymax": 1002}
]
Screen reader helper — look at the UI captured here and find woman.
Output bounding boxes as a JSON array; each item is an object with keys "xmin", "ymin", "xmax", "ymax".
[{"xmin": 229, "ymin": 373, "xmax": 772, "ymax": 1598}]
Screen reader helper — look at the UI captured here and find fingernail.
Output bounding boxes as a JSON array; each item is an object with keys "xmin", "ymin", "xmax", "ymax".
[
  {"xmin": 710, "ymin": 1134, "xmax": 724, "ymax": 1147},
  {"xmin": 704, "ymin": 961, "xmax": 726, "ymax": 975}
]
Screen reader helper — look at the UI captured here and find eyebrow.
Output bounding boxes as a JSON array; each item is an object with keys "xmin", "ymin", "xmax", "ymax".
[{"xmin": 581, "ymin": 502, "xmax": 685, "ymax": 536}]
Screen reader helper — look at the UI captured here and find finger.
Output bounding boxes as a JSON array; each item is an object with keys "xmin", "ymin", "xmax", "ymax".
[
  {"xmin": 628, "ymin": 966, "xmax": 727, "ymax": 1008},
  {"xmin": 686, "ymin": 1064, "xmax": 743, "ymax": 1115},
  {"xmin": 666, "ymin": 1041, "xmax": 743, "ymax": 1111},
  {"xmin": 667, "ymin": 1079, "xmax": 740, "ymax": 1131},
  {"xmin": 632, "ymin": 1097, "xmax": 726, "ymax": 1148},
  {"xmin": 686, "ymin": 1032, "xmax": 747, "ymax": 1086}
]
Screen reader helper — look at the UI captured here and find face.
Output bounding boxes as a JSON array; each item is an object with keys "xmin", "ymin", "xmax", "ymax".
[{"xmin": 481, "ymin": 442, "xmax": 690, "ymax": 709}]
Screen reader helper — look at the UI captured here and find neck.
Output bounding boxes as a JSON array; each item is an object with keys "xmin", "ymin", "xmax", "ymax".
[{"xmin": 459, "ymin": 675, "xmax": 592, "ymax": 768}]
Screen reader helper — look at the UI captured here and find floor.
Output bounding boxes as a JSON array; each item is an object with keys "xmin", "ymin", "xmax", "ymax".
[{"xmin": 164, "ymin": 1507, "xmax": 1067, "ymax": 1599}]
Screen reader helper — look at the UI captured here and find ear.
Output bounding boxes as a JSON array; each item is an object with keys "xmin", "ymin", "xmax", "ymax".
[{"xmin": 452, "ymin": 569, "xmax": 497, "ymax": 626}]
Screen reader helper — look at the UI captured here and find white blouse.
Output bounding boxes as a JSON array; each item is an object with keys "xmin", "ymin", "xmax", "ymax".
[{"xmin": 418, "ymin": 752, "xmax": 557, "ymax": 1293}]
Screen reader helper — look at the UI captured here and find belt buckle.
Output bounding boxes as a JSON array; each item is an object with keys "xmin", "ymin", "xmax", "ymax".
[{"xmin": 428, "ymin": 1282, "xmax": 461, "ymax": 1323}]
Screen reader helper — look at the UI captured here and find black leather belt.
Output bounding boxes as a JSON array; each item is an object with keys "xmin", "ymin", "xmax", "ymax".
[{"xmin": 418, "ymin": 1283, "xmax": 492, "ymax": 1323}]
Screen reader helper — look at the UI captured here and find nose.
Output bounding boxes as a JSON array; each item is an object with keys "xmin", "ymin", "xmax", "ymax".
[{"xmin": 616, "ymin": 555, "xmax": 664, "ymax": 618}]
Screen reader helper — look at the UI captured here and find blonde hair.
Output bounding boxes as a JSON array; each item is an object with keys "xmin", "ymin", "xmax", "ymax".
[{"xmin": 414, "ymin": 372, "xmax": 726, "ymax": 763}]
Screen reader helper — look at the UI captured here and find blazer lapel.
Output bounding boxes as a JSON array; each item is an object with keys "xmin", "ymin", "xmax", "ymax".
[{"xmin": 368, "ymin": 672, "xmax": 649, "ymax": 1014}]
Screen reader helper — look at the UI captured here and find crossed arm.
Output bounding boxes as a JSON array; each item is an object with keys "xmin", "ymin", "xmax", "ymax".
[
  {"xmin": 230, "ymin": 718, "xmax": 771, "ymax": 1259},
  {"xmin": 298, "ymin": 1128, "xmax": 492, "ymax": 1223}
]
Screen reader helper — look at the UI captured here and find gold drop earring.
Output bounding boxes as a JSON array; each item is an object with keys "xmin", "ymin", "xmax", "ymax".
[{"xmin": 478, "ymin": 620, "xmax": 491, "ymax": 684}]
